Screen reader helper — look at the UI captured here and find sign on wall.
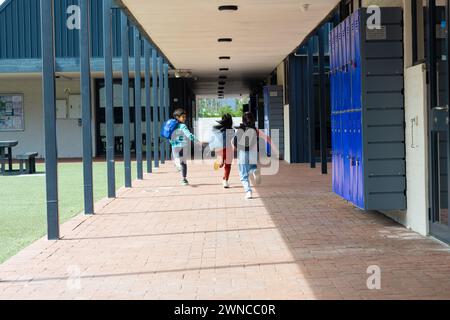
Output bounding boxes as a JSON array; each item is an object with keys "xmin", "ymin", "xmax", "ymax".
[{"xmin": 0, "ymin": 94, "xmax": 24, "ymax": 131}]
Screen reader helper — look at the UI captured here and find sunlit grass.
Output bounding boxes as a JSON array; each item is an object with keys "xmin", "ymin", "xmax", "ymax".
[{"xmin": 0, "ymin": 161, "xmax": 137, "ymax": 263}]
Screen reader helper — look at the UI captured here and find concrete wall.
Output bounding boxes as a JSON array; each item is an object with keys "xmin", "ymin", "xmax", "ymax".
[{"xmin": 0, "ymin": 77, "xmax": 96, "ymax": 159}]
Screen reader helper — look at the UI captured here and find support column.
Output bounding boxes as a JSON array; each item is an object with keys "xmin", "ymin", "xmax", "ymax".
[
  {"xmin": 40, "ymin": 0, "xmax": 59, "ymax": 240},
  {"xmin": 121, "ymin": 12, "xmax": 132, "ymax": 188},
  {"xmin": 145, "ymin": 41, "xmax": 153, "ymax": 173},
  {"xmin": 152, "ymin": 50, "xmax": 159, "ymax": 168},
  {"xmin": 318, "ymin": 27, "xmax": 328, "ymax": 174},
  {"xmin": 158, "ymin": 57, "xmax": 165, "ymax": 163},
  {"xmin": 307, "ymin": 37, "xmax": 316, "ymax": 169},
  {"xmin": 80, "ymin": 0, "xmax": 94, "ymax": 213},
  {"xmin": 446, "ymin": 0, "xmax": 450, "ymax": 227},
  {"xmin": 103, "ymin": 0, "xmax": 115, "ymax": 198},
  {"xmin": 134, "ymin": 27, "xmax": 143, "ymax": 180},
  {"xmin": 164, "ymin": 63, "xmax": 170, "ymax": 160}
]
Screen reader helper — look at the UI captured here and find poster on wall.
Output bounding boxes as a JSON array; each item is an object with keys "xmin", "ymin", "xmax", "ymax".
[{"xmin": 0, "ymin": 94, "xmax": 24, "ymax": 131}]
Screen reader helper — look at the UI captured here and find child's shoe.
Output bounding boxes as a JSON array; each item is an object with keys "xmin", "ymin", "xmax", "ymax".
[
  {"xmin": 223, "ymin": 180, "xmax": 230, "ymax": 189},
  {"xmin": 245, "ymin": 191, "xmax": 253, "ymax": 200},
  {"xmin": 253, "ymin": 168, "xmax": 262, "ymax": 185},
  {"xmin": 181, "ymin": 179, "xmax": 189, "ymax": 186}
]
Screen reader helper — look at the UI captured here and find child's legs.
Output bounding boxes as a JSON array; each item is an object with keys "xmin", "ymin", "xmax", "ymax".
[
  {"xmin": 173, "ymin": 147, "xmax": 188, "ymax": 179},
  {"xmin": 224, "ymin": 164, "xmax": 232, "ymax": 181},
  {"xmin": 222, "ymin": 148, "xmax": 232, "ymax": 181},
  {"xmin": 238, "ymin": 164, "xmax": 252, "ymax": 193}
]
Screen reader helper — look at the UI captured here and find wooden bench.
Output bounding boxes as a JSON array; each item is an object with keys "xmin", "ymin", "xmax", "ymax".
[{"xmin": 16, "ymin": 152, "xmax": 38, "ymax": 174}]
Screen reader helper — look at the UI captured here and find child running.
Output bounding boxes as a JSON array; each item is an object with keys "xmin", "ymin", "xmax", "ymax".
[
  {"xmin": 169, "ymin": 108, "xmax": 201, "ymax": 186},
  {"xmin": 212, "ymin": 113, "xmax": 234, "ymax": 189},
  {"xmin": 233, "ymin": 112, "xmax": 276, "ymax": 200}
]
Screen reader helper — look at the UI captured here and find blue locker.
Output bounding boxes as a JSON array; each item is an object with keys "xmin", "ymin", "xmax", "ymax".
[
  {"xmin": 330, "ymin": 29, "xmax": 336, "ymax": 194},
  {"xmin": 330, "ymin": 7, "xmax": 405, "ymax": 210},
  {"xmin": 352, "ymin": 11, "xmax": 364, "ymax": 209},
  {"xmin": 332, "ymin": 26, "xmax": 338, "ymax": 195},
  {"xmin": 345, "ymin": 17, "xmax": 352, "ymax": 202},
  {"xmin": 341, "ymin": 21, "xmax": 348, "ymax": 201}
]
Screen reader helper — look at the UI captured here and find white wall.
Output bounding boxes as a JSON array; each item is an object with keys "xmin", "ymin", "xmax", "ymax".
[
  {"xmin": 382, "ymin": 64, "xmax": 429, "ymax": 236},
  {"xmin": 0, "ymin": 77, "xmax": 96, "ymax": 159},
  {"xmin": 283, "ymin": 104, "xmax": 291, "ymax": 163}
]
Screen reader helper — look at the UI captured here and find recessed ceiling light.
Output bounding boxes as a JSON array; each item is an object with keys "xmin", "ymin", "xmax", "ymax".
[
  {"xmin": 300, "ymin": 4, "xmax": 310, "ymax": 12},
  {"xmin": 218, "ymin": 38, "xmax": 233, "ymax": 42},
  {"xmin": 219, "ymin": 56, "xmax": 231, "ymax": 60},
  {"xmin": 219, "ymin": 68, "xmax": 229, "ymax": 71},
  {"xmin": 218, "ymin": 5, "xmax": 238, "ymax": 11}
]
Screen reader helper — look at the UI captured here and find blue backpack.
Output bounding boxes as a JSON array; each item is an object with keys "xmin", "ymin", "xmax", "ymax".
[{"xmin": 160, "ymin": 119, "xmax": 179, "ymax": 139}]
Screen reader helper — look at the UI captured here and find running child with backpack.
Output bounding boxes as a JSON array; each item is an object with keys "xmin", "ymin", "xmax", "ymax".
[{"xmin": 161, "ymin": 108, "xmax": 202, "ymax": 186}]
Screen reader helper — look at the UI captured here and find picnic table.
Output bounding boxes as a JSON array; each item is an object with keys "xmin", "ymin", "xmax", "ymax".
[{"xmin": 0, "ymin": 140, "xmax": 18, "ymax": 174}]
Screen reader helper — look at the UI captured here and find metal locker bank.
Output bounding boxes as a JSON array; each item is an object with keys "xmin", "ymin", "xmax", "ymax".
[{"xmin": 330, "ymin": 7, "xmax": 406, "ymax": 211}]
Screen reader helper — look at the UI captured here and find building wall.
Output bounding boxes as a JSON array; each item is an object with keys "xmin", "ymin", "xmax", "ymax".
[
  {"xmin": 0, "ymin": 77, "xmax": 96, "ymax": 159},
  {"xmin": 275, "ymin": 61, "xmax": 291, "ymax": 162},
  {"xmin": 357, "ymin": 0, "xmax": 431, "ymax": 236}
]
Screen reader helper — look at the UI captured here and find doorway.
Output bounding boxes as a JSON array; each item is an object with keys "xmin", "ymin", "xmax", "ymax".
[{"xmin": 425, "ymin": 0, "xmax": 450, "ymax": 243}]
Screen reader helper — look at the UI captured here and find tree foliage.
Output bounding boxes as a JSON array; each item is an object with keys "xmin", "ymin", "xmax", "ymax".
[{"xmin": 198, "ymin": 97, "xmax": 248, "ymax": 118}]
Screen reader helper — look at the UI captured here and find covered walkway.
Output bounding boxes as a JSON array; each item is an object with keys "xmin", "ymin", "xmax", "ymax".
[{"xmin": 1, "ymin": 162, "xmax": 450, "ymax": 300}]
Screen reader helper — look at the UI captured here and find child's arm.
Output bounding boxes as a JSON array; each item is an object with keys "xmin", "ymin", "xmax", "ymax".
[{"xmin": 180, "ymin": 124, "xmax": 203, "ymax": 144}]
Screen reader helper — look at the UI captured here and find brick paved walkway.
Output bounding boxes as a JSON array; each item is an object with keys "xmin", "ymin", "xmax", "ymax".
[{"xmin": 1, "ymin": 161, "xmax": 450, "ymax": 300}]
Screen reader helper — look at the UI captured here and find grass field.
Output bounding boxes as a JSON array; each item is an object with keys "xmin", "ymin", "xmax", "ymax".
[{"xmin": 0, "ymin": 161, "xmax": 137, "ymax": 263}]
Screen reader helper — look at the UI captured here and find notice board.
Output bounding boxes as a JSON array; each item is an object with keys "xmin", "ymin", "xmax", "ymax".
[{"xmin": 0, "ymin": 94, "xmax": 24, "ymax": 131}]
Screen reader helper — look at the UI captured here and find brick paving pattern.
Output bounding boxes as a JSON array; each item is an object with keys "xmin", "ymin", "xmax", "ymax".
[{"xmin": 1, "ymin": 161, "xmax": 450, "ymax": 300}]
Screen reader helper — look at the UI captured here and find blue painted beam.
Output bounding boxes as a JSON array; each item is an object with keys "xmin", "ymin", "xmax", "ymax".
[
  {"xmin": 121, "ymin": 12, "xmax": 132, "ymax": 188},
  {"xmin": 40, "ymin": 0, "xmax": 60, "ymax": 240},
  {"xmin": 152, "ymin": 50, "xmax": 159, "ymax": 168},
  {"xmin": 80, "ymin": 0, "xmax": 94, "ymax": 214},
  {"xmin": 144, "ymin": 40, "xmax": 153, "ymax": 173},
  {"xmin": 103, "ymin": 0, "xmax": 116, "ymax": 198},
  {"xmin": 307, "ymin": 37, "xmax": 316, "ymax": 169},
  {"xmin": 164, "ymin": 63, "xmax": 170, "ymax": 160},
  {"xmin": 158, "ymin": 56, "xmax": 165, "ymax": 164},
  {"xmin": 134, "ymin": 26, "xmax": 143, "ymax": 180}
]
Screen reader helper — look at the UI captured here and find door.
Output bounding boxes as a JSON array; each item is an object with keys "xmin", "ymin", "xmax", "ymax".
[{"xmin": 426, "ymin": 0, "xmax": 450, "ymax": 243}]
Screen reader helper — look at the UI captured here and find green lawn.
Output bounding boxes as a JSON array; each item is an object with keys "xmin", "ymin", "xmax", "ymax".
[{"xmin": 0, "ymin": 161, "xmax": 137, "ymax": 263}]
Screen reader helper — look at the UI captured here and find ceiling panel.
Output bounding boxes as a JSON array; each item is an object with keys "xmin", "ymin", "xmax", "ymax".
[{"xmin": 121, "ymin": 0, "xmax": 339, "ymax": 96}]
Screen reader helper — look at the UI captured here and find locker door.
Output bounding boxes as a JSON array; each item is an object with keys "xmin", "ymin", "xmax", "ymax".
[
  {"xmin": 349, "ymin": 14, "xmax": 356, "ymax": 205},
  {"xmin": 330, "ymin": 29, "xmax": 337, "ymax": 194},
  {"xmin": 340, "ymin": 22, "xmax": 348, "ymax": 201},
  {"xmin": 336, "ymin": 24, "xmax": 345, "ymax": 197},
  {"xmin": 345, "ymin": 17, "xmax": 354, "ymax": 203},
  {"xmin": 354, "ymin": 12, "xmax": 364, "ymax": 208}
]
